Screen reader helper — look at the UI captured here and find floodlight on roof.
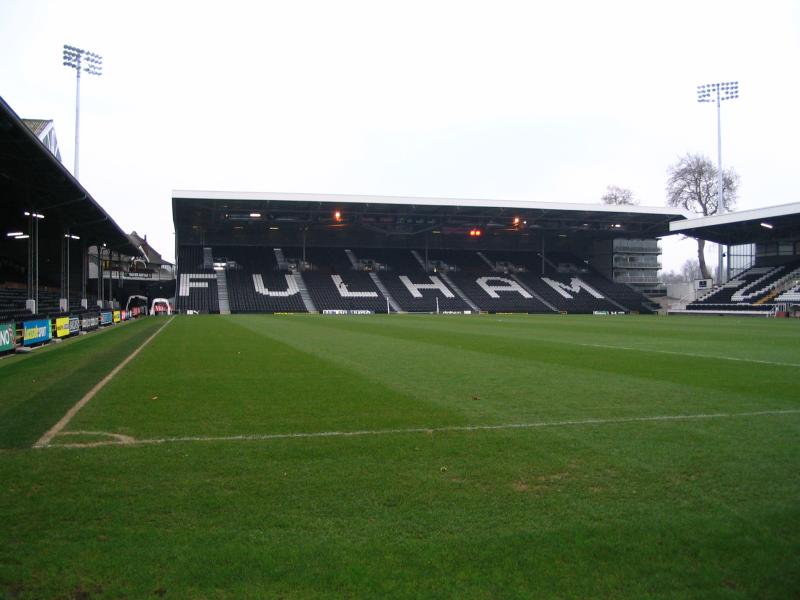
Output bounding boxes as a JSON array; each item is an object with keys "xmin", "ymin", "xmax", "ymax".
[
  {"xmin": 62, "ymin": 44, "xmax": 103, "ymax": 180},
  {"xmin": 760, "ymin": 222, "xmax": 773, "ymax": 229},
  {"xmin": 249, "ymin": 212, "xmax": 262, "ymax": 218},
  {"xmin": 6, "ymin": 232, "xmax": 23, "ymax": 237},
  {"xmin": 14, "ymin": 235, "xmax": 30, "ymax": 240}
]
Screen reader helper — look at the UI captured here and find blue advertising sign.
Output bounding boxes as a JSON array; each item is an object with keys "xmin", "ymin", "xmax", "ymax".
[
  {"xmin": 100, "ymin": 311, "xmax": 113, "ymax": 326},
  {"xmin": 23, "ymin": 319, "xmax": 51, "ymax": 346}
]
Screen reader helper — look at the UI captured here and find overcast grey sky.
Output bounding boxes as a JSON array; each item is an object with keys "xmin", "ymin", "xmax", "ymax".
[{"xmin": 1, "ymin": 0, "xmax": 798, "ymax": 268}]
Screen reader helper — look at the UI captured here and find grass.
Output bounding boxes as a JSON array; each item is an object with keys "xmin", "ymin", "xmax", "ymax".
[{"xmin": 1, "ymin": 313, "xmax": 799, "ymax": 598}]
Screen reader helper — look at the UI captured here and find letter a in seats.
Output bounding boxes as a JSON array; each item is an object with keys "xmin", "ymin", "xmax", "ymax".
[{"xmin": 476, "ymin": 277, "xmax": 532, "ymax": 298}]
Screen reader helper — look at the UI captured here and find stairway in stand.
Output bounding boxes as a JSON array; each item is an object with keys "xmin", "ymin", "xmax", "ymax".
[
  {"xmin": 292, "ymin": 272, "xmax": 317, "ymax": 313},
  {"xmin": 344, "ymin": 249, "xmax": 360, "ymax": 269},
  {"xmin": 438, "ymin": 272, "xmax": 479, "ymax": 312},
  {"xmin": 273, "ymin": 248, "xmax": 290, "ymax": 271},
  {"xmin": 216, "ymin": 270, "xmax": 231, "ymax": 314},
  {"xmin": 369, "ymin": 273, "xmax": 402, "ymax": 313}
]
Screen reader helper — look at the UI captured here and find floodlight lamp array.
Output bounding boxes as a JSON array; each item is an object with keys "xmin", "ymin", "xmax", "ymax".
[
  {"xmin": 62, "ymin": 44, "xmax": 103, "ymax": 76},
  {"xmin": 697, "ymin": 81, "xmax": 738, "ymax": 103}
]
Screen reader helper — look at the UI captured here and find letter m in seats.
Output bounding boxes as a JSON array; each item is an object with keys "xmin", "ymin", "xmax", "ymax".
[{"xmin": 541, "ymin": 277, "xmax": 604, "ymax": 299}]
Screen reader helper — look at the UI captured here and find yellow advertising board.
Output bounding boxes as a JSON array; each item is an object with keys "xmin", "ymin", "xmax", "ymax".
[
  {"xmin": 55, "ymin": 317, "xmax": 70, "ymax": 338},
  {"xmin": 113, "ymin": 310, "xmax": 121, "ymax": 323}
]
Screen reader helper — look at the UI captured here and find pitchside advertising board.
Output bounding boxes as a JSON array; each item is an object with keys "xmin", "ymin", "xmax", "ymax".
[
  {"xmin": 0, "ymin": 322, "xmax": 15, "ymax": 352},
  {"xmin": 695, "ymin": 278, "xmax": 713, "ymax": 291},
  {"xmin": 23, "ymin": 319, "xmax": 51, "ymax": 346},
  {"xmin": 81, "ymin": 314, "xmax": 99, "ymax": 331},
  {"xmin": 55, "ymin": 317, "xmax": 70, "ymax": 338},
  {"xmin": 69, "ymin": 316, "xmax": 80, "ymax": 335},
  {"xmin": 113, "ymin": 310, "xmax": 121, "ymax": 323},
  {"xmin": 100, "ymin": 311, "xmax": 113, "ymax": 326}
]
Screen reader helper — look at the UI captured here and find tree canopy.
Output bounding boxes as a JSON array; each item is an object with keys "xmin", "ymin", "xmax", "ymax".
[
  {"xmin": 666, "ymin": 153, "xmax": 738, "ymax": 216},
  {"xmin": 665, "ymin": 153, "xmax": 739, "ymax": 279},
  {"xmin": 601, "ymin": 185, "xmax": 637, "ymax": 206}
]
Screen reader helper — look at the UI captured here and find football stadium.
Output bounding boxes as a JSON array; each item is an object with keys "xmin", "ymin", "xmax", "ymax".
[{"xmin": 2, "ymin": 86, "xmax": 800, "ymax": 600}]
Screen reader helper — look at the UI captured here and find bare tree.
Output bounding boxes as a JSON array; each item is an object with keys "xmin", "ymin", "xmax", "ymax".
[
  {"xmin": 666, "ymin": 154, "xmax": 739, "ymax": 279},
  {"xmin": 601, "ymin": 185, "xmax": 638, "ymax": 206},
  {"xmin": 681, "ymin": 258, "xmax": 707, "ymax": 282},
  {"xmin": 660, "ymin": 269, "xmax": 686, "ymax": 284},
  {"xmin": 661, "ymin": 259, "xmax": 706, "ymax": 283}
]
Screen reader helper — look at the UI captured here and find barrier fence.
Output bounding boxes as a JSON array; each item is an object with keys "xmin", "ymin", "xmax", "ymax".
[{"xmin": 0, "ymin": 307, "xmax": 151, "ymax": 355}]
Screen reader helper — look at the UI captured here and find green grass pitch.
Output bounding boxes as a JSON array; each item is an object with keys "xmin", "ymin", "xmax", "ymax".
[{"xmin": 1, "ymin": 314, "xmax": 799, "ymax": 598}]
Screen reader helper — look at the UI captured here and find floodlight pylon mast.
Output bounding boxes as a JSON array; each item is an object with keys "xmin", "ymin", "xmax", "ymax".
[
  {"xmin": 62, "ymin": 45, "xmax": 102, "ymax": 180},
  {"xmin": 697, "ymin": 81, "xmax": 738, "ymax": 282}
]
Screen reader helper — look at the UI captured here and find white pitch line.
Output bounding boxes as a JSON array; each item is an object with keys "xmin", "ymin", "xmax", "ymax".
[
  {"xmin": 574, "ymin": 342, "xmax": 800, "ymax": 368},
  {"xmin": 34, "ymin": 317, "xmax": 174, "ymax": 448},
  {"xmin": 41, "ymin": 408, "xmax": 800, "ymax": 449}
]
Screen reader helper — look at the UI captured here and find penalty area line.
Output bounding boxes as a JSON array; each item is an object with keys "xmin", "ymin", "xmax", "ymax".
[
  {"xmin": 41, "ymin": 408, "xmax": 800, "ymax": 449},
  {"xmin": 575, "ymin": 342, "xmax": 800, "ymax": 368},
  {"xmin": 34, "ymin": 317, "xmax": 174, "ymax": 448}
]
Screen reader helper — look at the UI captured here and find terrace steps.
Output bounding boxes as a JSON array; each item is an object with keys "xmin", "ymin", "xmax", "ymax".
[
  {"xmin": 292, "ymin": 272, "xmax": 317, "ymax": 313},
  {"xmin": 438, "ymin": 272, "xmax": 480, "ymax": 312},
  {"xmin": 368, "ymin": 273, "xmax": 402, "ymax": 313},
  {"xmin": 216, "ymin": 270, "xmax": 231, "ymax": 315}
]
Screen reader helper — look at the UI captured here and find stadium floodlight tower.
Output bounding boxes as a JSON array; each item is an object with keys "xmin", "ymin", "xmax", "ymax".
[
  {"xmin": 697, "ymin": 81, "xmax": 738, "ymax": 283},
  {"xmin": 62, "ymin": 44, "xmax": 103, "ymax": 180}
]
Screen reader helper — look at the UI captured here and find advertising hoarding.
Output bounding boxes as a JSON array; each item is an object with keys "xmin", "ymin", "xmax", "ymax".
[
  {"xmin": 23, "ymin": 319, "xmax": 51, "ymax": 346},
  {"xmin": 81, "ymin": 314, "xmax": 99, "ymax": 331},
  {"xmin": 55, "ymin": 317, "xmax": 70, "ymax": 338},
  {"xmin": 0, "ymin": 322, "xmax": 15, "ymax": 352},
  {"xmin": 69, "ymin": 316, "xmax": 80, "ymax": 335},
  {"xmin": 113, "ymin": 310, "xmax": 121, "ymax": 323},
  {"xmin": 100, "ymin": 311, "xmax": 113, "ymax": 326}
]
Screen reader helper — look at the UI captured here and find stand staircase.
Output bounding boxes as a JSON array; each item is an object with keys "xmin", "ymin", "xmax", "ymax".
[
  {"xmin": 216, "ymin": 270, "xmax": 231, "ymax": 315},
  {"xmin": 292, "ymin": 272, "xmax": 317, "ymax": 313},
  {"xmin": 368, "ymin": 273, "xmax": 402, "ymax": 313}
]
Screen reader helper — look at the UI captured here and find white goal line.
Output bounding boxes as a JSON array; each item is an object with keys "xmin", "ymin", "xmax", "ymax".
[{"xmin": 40, "ymin": 408, "xmax": 800, "ymax": 449}]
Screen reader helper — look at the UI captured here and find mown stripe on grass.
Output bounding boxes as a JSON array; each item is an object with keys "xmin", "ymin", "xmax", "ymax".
[
  {"xmin": 43, "ymin": 408, "xmax": 800, "ymax": 449},
  {"xmin": 236, "ymin": 315, "xmax": 800, "ymax": 410},
  {"xmin": 35, "ymin": 317, "xmax": 173, "ymax": 448},
  {"xmin": 60, "ymin": 315, "xmax": 468, "ymax": 440},
  {"xmin": 0, "ymin": 318, "xmax": 165, "ymax": 449},
  {"xmin": 309, "ymin": 315, "xmax": 800, "ymax": 368},
  {"xmin": 573, "ymin": 342, "xmax": 800, "ymax": 368}
]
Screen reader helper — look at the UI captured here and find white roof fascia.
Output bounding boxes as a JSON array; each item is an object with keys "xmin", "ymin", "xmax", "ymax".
[
  {"xmin": 172, "ymin": 190, "xmax": 686, "ymax": 217},
  {"xmin": 670, "ymin": 202, "xmax": 800, "ymax": 233}
]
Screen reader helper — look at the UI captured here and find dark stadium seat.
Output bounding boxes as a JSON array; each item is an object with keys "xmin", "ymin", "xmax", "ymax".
[
  {"xmin": 686, "ymin": 260, "xmax": 800, "ymax": 311},
  {"xmin": 175, "ymin": 246, "xmax": 220, "ymax": 314},
  {"xmin": 361, "ymin": 249, "xmax": 473, "ymax": 313},
  {"xmin": 173, "ymin": 245, "xmax": 672, "ymax": 315}
]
